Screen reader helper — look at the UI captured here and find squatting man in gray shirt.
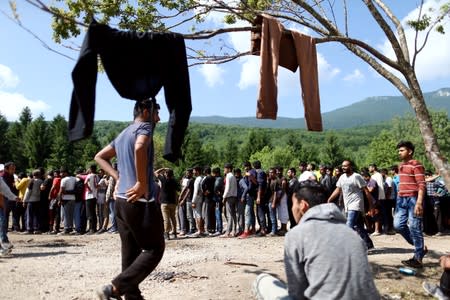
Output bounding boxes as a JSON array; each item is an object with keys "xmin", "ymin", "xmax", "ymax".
[{"xmin": 253, "ymin": 180, "xmax": 380, "ymax": 300}]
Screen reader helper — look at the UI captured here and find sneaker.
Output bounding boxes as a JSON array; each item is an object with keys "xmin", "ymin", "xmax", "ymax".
[
  {"xmin": 370, "ymin": 231, "xmax": 382, "ymax": 236},
  {"xmin": 402, "ymin": 257, "xmax": 423, "ymax": 269},
  {"xmin": 238, "ymin": 231, "xmax": 250, "ymax": 239},
  {"xmin": 0, "ymin": 248, "xmax": 12, "ymax": 256},
  {"xmin": 96, "ymin": 229, "xmax": 106, "ymax": 235},
  {"xmin": 96, "ymin": 284, "xmax": 122, "ymax": 300},
  {"xmin": 422, "ymin": 282, "xmax": 449, "ymax": 300},
  {"xmin": 1, "ymin": 242, "xmax": 13, "ymax": 250}
]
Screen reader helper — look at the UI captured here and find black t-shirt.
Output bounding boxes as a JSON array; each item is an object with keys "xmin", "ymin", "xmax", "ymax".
[{"xmin": 159, "ymin": 175, "xmax": 178, "ymax": 204}]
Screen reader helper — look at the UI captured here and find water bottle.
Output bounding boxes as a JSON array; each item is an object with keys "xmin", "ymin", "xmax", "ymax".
[{"xmin": 399, "ymin": 267, "xmax": 416, "ymax": 276}]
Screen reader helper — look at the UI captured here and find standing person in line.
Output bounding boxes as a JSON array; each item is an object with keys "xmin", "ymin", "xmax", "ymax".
[
  {"xmin": 59, "ymin": 167, "xmax": 77, "ymax": 235},
  {"xmin": 394, "ymin": 141, "xmax": 427, "ymax": 268},
  {"xmin": 286, "ymin": 167, "xmax": 298, "ymax": 229},
  {"xmin": 106, "ymin": 163, "xmax": 118, "ymax": 234},
  {"xmin": 328, "ymin": 160, "xmax": 375, "ymax": 250},
  {"xmin": 95, "ymin": 99, "xmax": 164, "ymax": 300},
  {"xmin": 0, "ymin": 176, "xmax": 20, "ymax": 255},
  {"xmin": 221, "ymin": 163, "xmax": 237, "ymax": 238},
  {"xmin": 85, "ymin": 164, "xmax": 99, "ymax": 234},
  {"xmin": 23, "ymin": 170, "xmax": 43, "ymax": 234},
  {"xmin": 191, "ymin": 166, "xmax": 205, "ymax": 237},
  {"xmin": 213, "ymin": 167, "xmax": 224, "ymax": 236},
  {"xmin": 201, "ymin": 167, "xmax": 216, "ymax": 235},
  {"xmin": 155, "ymin": 168, "xmax": 178, "ymax": 240}
]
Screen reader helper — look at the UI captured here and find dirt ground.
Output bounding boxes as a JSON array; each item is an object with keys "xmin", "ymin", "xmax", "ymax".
[{"xmin": 0, "ymin": 231, "xmax": 448, "ymax": 300}]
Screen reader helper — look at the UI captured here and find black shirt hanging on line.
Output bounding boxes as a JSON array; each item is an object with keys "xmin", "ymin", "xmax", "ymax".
[{"xmin": 69, "ymin": 20, "xmax": 192, "ymax": 162}]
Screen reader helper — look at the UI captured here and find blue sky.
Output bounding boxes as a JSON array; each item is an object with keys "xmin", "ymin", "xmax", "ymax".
[{"xmin": 0, "ymin": 0, "xmax": 449, "ymax": 123}]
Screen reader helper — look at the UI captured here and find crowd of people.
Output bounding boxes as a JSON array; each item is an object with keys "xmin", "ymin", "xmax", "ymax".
[
  {"xmin": 0, "ymin": 138, "xmax": 449, "ymax": 299},
  {"xmin": 0, "ymin": 149, "xmax": 448, "ymax": 252}
]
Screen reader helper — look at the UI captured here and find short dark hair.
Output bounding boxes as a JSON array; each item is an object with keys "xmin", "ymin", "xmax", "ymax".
[
  {"xmin": 253, "ymin": 160, "xmax": 261, "ymax": 169},
  {"xmin": 397, "ymin": 140, "xmax": 415, "ymax": 154},
  {"xmin": 204, "ymin": 167, "xmax": 211, "ymax": 175},
  {"xmin": 289, "ymin": 167, "xmax": 296, "ymax": 175},
  {"xmin": 4, "ymin": 162, "xmax": 15, "ymax": 169},
  {"xmin": 133, "ymin": 99, "xmax": 160, "ymax": 119},
  {"xmin": 294, "ymin": 180, "xmax": 327, "ymax": 208}
]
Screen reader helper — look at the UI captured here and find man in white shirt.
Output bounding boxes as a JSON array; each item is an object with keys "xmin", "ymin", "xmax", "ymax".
[
  {"xmin": 221, "ymin": 163, "xmax": 237, "ymax": 237},
  {"xmin": 59, "ymin": 167, "xmax": 77, "ymax": 235}
]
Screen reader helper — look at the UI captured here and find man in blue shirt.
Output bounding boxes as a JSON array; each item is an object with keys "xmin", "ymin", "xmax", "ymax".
[{"xmin": 95, "ymin": 99, "xmax": 164, "ymax": 300}]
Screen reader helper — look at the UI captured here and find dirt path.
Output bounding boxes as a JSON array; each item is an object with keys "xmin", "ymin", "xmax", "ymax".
[{"xmin": 0, "ymin": 232, "xmax": 448, "ymax": 299}]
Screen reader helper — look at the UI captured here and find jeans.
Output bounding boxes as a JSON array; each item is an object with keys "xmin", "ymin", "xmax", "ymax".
[
  {"xmin": 112, "ymin": 198, "xmax": 164, "ymax": 300},
  {"xmin": 215, "ymin": 199, "xmax": 223, "ymax": 233},
  {"xmin": 256, "ymin": 202, "xmax": 268, "ymax": 232},
  {"xmin": 269, "ymin": 203, "xmax": 278, "ymax": 234},
  {"xmin": 178, "ymin": 202, "xmax": 188, "ymax": 233},
  {"xmin": 244, "ymin": 195, "xmax": 255, "ymax": 230},
  {"xmin": 62, "ymin": 200, "xmax": 75, "ymax": 232},
  {"xmin": 108, "ymin": 199, "xmax": 117, "ymax": 231},
  {"xmin": 394, "ymin": 196, "xmax": 425, "ymax": 260},
  {"xmin": 186, "ymin": 201, "xmax": 195, "ymax": 233},
  {"xmin": 73, "ymin": 201, "xmax": 83, "ymax": 233},
  {"xmin": 346, "ymin": 210, "xmax": 374, "ymax": 249},
  {"xmin": 0, "ymin": 207, "xmax": 8, "ymax": 243},
  {"xmin": 26, "ymin": 202, "xmax": 40, "ymax": 232}
]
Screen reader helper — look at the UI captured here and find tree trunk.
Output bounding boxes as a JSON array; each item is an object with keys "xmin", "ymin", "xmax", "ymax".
[{"xmin": 405, "ymin": 75, "xmax": 450, "ymax": 190}]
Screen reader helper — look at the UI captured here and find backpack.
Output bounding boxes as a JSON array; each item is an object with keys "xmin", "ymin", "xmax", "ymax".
[{"xmin": 74, "ymin": 179, "xmax": 85, "ymax": 200}]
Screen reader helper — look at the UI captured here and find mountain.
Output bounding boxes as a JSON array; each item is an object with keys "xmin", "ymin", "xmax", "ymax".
[{"xmin": 189, "ymin": 88, "xmax": 450, "ymax": 129}]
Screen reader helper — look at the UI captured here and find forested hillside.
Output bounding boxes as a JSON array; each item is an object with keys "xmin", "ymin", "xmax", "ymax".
[{"xmin": 189, "ymin": 88, "xmax": 450, "ymax": 129}]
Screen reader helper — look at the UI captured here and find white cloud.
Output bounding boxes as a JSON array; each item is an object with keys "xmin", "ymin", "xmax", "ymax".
[
  {"xmin": 343, "ymin": 69, "xmax": 365, "ymax": 82},
  {"xmin": 199, "ymin": 64, "xmax": 225, "ymax": 87},
  {"xmin": 0, "ymin": 64, "xmax": 19, "ymax": 89},
  {"xmin": 379, "ymin": 0, "xmax": 450, "ymax": 81},
  {"xmin": 317, "ymin": 52, "xmax": 341, "ymax": 80},
  {"xmin": 237, "ymin": 56, "xmax": 259, "ymax": 90},
  {"xmin": 0, "ymin": 91, "xmax": 50, "ymax": 120}
]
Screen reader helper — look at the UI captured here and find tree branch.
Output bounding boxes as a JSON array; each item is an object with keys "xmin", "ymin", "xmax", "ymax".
[
  {"xmin": 363, "ymin": 0, "xmax": 408, "ymax": 69},
  {"xmin": 372, "ymin": 0, "xmax": 410, "ymax": 63},
  {"xmin": 1, "ymin": 7, "xmax": 75, "ymax": 61}
]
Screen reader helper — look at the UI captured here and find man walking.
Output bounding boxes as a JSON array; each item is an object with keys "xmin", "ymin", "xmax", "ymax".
[
  {"xmin": 328, "ymin": 160, "xmax": 375, "ymax": 250},
  {"xmin": 95, "ymin": 99, "xmax": 164, "ymax": 300},
  {"xmin": 394, "ymin": 141, "xmax": 427, "ymax": 268}
]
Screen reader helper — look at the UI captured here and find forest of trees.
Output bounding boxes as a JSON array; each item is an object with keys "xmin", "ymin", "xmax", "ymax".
[{"xmin": 0, "ymin": 107, "xmax": 448, "ymax": 178}]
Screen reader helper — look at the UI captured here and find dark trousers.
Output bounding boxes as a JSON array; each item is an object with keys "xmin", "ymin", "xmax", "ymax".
[
  {"xmin": 287, "ymin": 194, "xmax": 297, "ymax": 228},
  {"xmin": 203, "ymin": 198, "xmax": 216, "ymax": 232},
  {"xmin": 4, "ymin": 201, "xmax": 18, "ymax": 231},
  {"xmin": 380, "ymin": 199, "xmax": 394, "ymax": 232},
  {"xmin": 178, "ymin": 202, "xmax": 188, "ymax": 233},
  {"xmin": 112, "ymin": 199, "xmax": 165, "ymax": 300},
  {"xmin": 86, "ymin": 198, "xmax": 97, "ymax": 232},
  {"xmin": 441, "ymin": 270, "xmax": 450, "ymax": 296},
  {"xmin": 26, "ymin": 202, "xmax": 40, "ymax": 232},
  {"xmin": 256, "ymin": 202, "xmax": 268, "ymax": 232}
]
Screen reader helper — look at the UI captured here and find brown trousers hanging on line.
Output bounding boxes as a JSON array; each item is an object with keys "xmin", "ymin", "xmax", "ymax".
[{"xmin": 251, "ymin": 14, "xmax": 323, "ymax": 131}]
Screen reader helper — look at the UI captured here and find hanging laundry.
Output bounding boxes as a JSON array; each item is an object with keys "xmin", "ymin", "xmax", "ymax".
[
  {"xmin": 69, "ymin": 19, "xmax": 192, "ymax": 162},
  {"xmin": 251, "ymin": 14, "xmax": 323, "ymax": 131}
]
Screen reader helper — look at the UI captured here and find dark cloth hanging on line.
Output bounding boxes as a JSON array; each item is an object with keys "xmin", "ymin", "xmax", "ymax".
[
  {"xmin": 69, "ymin": 20, "xmax": 192, "ymax": 162},
  {"xmin": 251, "ymin": 14, "xmax": 323, "ymax": 131}
]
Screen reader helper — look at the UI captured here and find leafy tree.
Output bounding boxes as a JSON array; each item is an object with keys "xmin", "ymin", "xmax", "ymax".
[
  {"xmin": 221, "ymin": 136, "xmax": 239, "ymax": 167},
  {"xmin": 0, "ymin": 112, "xmax": 10, "ymax": 162},
  {"xmin": 240, "ymin": 129, "xmax": 271, "ymax": 162},
  {"xmin": 19, "ymin": 0, "xmax": 450, "ymax": 188},
  {"xmin": 365, "ymin": 130, "xmax": 398, "ymax": 168},
  {"xmin": 23, "ymin": 114, "xmax": 51, "ymax": 168},
  {"xmin": 47, "ymin": 114, "xmax": 73, "ymax": 170},
  {"xmin": 181, "ymin": 130, "xmax": 206, "ymax": 169},
  {"xmin": 319, "ymin": 132, "xmax": 345, "ymax": 168},
  {"xmin": 6, "ymin": 107, "xmax": 33, "ymax": 171},
  {"xmin": 250, "ymin": 145, "xmax": 296, "ymax": 171}
]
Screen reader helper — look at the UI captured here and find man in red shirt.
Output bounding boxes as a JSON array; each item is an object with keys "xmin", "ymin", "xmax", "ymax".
[{"xmin": 394, "ymin": 141, "xmax": 427, "ymax": 268}]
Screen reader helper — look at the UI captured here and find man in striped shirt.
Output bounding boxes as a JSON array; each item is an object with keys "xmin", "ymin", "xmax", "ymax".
[{"xmin": 394, "ymin": 141, "xmax": 427, "ymax": 268}]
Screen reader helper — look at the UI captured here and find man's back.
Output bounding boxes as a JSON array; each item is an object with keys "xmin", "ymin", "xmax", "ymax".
[{"xmin": 284, "ymin": 203, "xmax": 379, "ymax": 300}]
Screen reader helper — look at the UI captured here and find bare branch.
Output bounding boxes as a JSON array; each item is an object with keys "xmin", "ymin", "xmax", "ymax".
[
  {"xmin": 373, "ymin": 0, "xmax": 410, "ymax": 63},
  {"xmin": 183, "ymin": 26, "xmax": 254, "ymax": 39},
  {"xmin": 25, "ymin": 0, "xmax": 88, "ymax": 27},
  {"xmin": 363, "ymin": 0, "xmax": 407, "ymax": 67},
  {"xmin": 343, "ymin": 0, "xmax": 348, "ymax": 36},
  {"xmin": 412, "ymin": 0, "xmax": 424, "ymax": 69},
  {"xmin": 0, "ymin": 7, "xmax": 75, "ymax": 61},
  {"xmin": 188, "ymin": 51, "xmax": 252, "ymax": 66},
  {"xmin": 316, "ymin": 35, "xmax": 399, "ymax": 69}
]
